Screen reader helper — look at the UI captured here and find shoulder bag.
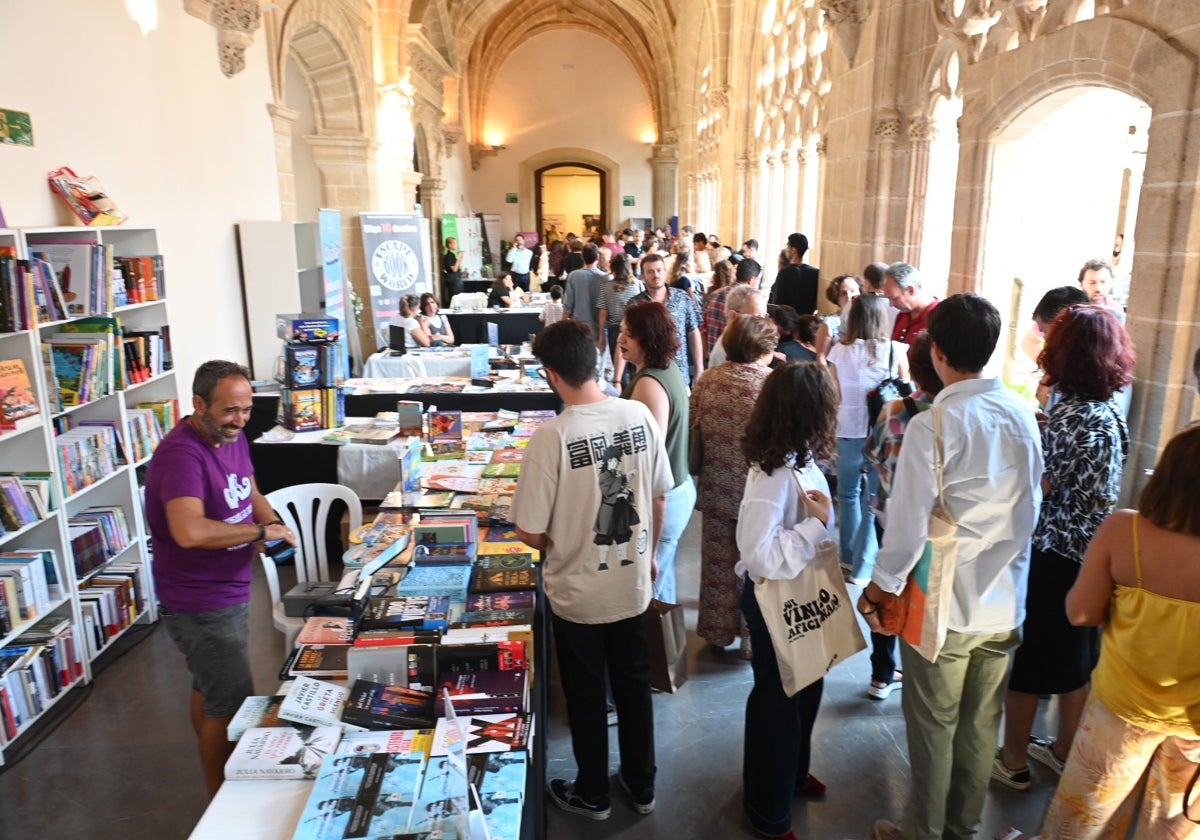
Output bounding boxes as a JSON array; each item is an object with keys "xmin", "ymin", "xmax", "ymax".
[
  {"xmin": 866, "ymin": 342, "xmax": 913, "ymax": 425},
  {"xmin": 875, "ymin": 406, "xmax": 958, "ymax": 662},
  {"xmin": 753, "ymin": 470, "xmax": 867, "ymax": 696}
]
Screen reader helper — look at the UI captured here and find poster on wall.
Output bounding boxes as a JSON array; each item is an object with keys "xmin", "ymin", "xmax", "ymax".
[
  {"xmin": 318, "ymin": 208, "xmax": 355, "ymax": 377},
  {"xmin": 542, "ymin": 214, "xmax": 566, "ymax": 245},
  {"xmin": 360, "ymin": 213, "xmax": 428, "ymax": 347}
]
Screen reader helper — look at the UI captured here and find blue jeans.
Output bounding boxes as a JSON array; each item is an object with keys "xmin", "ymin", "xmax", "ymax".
[
  {"xmin": 741, "ymin": 579, "xmax": 824, "ymax": 836},
  {"xmin": 652, "ymin": 477, "xmax": 695, "ymax": 604},
  {"xmin": 836, "ymin": 436, "xmax": 879, "ymax": 580}
]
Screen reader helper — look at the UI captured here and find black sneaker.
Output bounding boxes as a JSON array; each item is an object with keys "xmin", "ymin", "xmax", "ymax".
[
  {"xmin": 617, "ymin": 773, "xmax": 655, "ymax": 815},
  {"xmin": 547, "ymin": 778, "xmax": 611, "ymax": 820},
  {"xmin": 990, "ymin": 749, "xmax": 1031, "ymax": 791}
]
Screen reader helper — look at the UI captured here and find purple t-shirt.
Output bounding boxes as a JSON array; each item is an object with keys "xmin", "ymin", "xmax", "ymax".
[{"xmin": 144, "ymin": 419, "xmax": 257, "ymax": 613}]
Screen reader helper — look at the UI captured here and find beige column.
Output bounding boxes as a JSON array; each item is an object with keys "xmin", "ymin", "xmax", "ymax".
[
  {"xmin": 650, "ymin": 143, "xmax": 679, "ymax": 229},
  {"xmin": 904, "ymin": 115, "xmax": 935, "ymax": 267},
  {"xmin": 267, "ymin": 103, "xmax": 300, "ymax": 223},
  {"xmin": 420, "ymin": 176, "xmax": 447, "ymax": 298}
]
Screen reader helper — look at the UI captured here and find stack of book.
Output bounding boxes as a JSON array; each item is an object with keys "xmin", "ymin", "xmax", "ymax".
[
  {"xmin": 0, "ymin": 615, "xmax": 80, "ymax": 745},
  {"xmin": 276, "ymin": 314, "xmax": 346, "ymax": 431}
]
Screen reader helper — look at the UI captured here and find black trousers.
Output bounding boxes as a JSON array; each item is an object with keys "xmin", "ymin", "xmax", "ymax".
[
  {"xmin": 551, "ymin": 607, "xmax": 656, "ymax": 801},
  {"xmin": 510, "ymin": 272, "xmax": 531, "ymax": 292}
]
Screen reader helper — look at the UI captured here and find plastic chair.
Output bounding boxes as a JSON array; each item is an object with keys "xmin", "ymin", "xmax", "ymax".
[
  {"xmin": 396, "ymin": 354, "xmax": 428, "ymax": 378},
  {"xmin": 260, "ymin": 483, "xmax": 363, "ymax": 653}
]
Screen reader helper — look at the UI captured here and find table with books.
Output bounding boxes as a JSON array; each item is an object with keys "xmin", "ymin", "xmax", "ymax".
[
  {"xmin": 445, "ymin": 309, "xmax": 542, "ymax": 346},
  {"xmin": 191, "ymin": 407, "xmax": 555, "ymax": 840},
  {"xmin": 363, "ymin": 349, "xmax": 475, "ymax": 379}
]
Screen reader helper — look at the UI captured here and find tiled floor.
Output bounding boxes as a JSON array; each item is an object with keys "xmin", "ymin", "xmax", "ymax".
[{"xmin": 0, "ymin": 511, "xmax": 1059, "ymax": 839}]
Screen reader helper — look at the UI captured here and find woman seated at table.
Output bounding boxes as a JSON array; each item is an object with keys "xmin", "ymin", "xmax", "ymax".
[
  {"xmin": 386, "ymin": 294, "xmax": 432, "ymax": 349},
  {"xmin": 418, "ymin": 292, "xmax": 455, "ymax": 346},
  {"xmin": 488, "ymin": 274, "xmax": 515, "ymax": 309}
]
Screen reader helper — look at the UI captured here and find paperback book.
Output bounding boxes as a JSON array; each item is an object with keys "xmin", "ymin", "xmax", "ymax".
[
  {"xmin": 224, "ymin": 725, "xmax": 341, "ymax": 780},
  {"xmin": 278, "ymin": 676, "xmax": 350, "ymax": 728}
]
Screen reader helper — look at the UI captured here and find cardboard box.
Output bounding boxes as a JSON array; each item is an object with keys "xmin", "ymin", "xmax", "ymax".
[{"xmin": 276, "ymin": 313, "xmax": 340, "ymax": 345}]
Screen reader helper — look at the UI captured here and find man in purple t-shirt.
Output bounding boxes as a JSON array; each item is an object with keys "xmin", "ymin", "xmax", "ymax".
[{"xmin": 144, "ymin": 360, "xmax": 296, "ymax": 798}]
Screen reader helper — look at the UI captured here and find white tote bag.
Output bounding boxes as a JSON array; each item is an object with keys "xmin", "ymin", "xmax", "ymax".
[{"xmin": 753, "ymin": 480, "xmax": 867, "ymax": 696}]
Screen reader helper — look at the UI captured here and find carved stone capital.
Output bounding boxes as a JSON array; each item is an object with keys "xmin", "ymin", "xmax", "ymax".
[
  {"xmin": 442, "ymin": 127, "xmax": 463, "ymax": 148},
  {"xmin": 874, "ymin": 117, "xmax": 901, "ymax": 140},
  {"xmin": 908, "ymin": 115, "xmax": 935, "ymax": 141},
  {"xmin": 185, "ymin": 0, "xmax": 263, "ymax": 78},
  {"xmin": 815, "ymin": 136, "xmax": 828, "ymax": 157}
]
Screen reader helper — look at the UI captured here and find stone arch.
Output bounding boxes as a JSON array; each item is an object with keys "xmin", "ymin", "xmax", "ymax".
[
  {"xmin": 276, "ymin": 0, "xmax": 372, "ymax": 137},
  {"xmin": 517, "ymin": 148, "xmax": 622, "ymax": 235},
  {"xmin": 950, "ymin": 13, "xmax": 1200, "ymax": 488}
]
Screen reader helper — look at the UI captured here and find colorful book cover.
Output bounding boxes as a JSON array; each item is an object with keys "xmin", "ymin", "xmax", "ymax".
[
  {"xmin": 359, "ymin": 595, "xmax": 450, "ymax": 632},
  {"xmin": 340, "ymin": 678, "xmax": 437, "ymax": 730},
  {"xmin": 0, "ymin": 359, "xmax": 38, "ymax": 423},
  {"xmin": 427, "ymin": 410, "xmax": 463, "ymax": 443},
  {"xmin": 295, "ymin": 616, "xmax": 355, "ymax": 647},
  {"xmin": 469, "ymin": 555, "xmax": 537, "ymax": 593},
  {"xmin": 225, "ymin": 695, "xmax": 301, "ymax": 742},
  {"xmin": 335, "ymin": 727, "xmax": 434, "ymax": 756},
  {"xmin": 289, "ymin": 644, "xmax": 351, "ymax": 679},
  {"xmin": 465, "ymin": 591, "xmax": 535, "ymax": 613},
  {"xmin": 480, "ymin": 461, "xmax": 521, "ymax": 478},
  {"xmin": 432, "ymin": 713, "xmax": 531, "ymax": 755},
  {"xmin": 477, "ymin": 478, "xmax": 518, "ymax": 495},
  {"xmin": 434, "ymin": 669, "xmax": 527, "ymax": 717}
]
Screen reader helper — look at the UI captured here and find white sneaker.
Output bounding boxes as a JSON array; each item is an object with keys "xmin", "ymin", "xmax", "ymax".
[{"xmin": 867, "ymin": 679, "xmax": 900, "ymax": 700}]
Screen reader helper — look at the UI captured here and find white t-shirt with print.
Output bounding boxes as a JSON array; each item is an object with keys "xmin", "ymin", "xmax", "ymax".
[{"xmin": 511, "ymin": 397, "xmax": 674, "ymax": 624}]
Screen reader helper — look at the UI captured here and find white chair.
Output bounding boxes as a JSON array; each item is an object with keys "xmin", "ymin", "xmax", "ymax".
[
  {"xmin": 260, "ymin": 483, "xmax": 364, "ymax": 653},
  {"xmin": 396, "ymin": 354, "xmax": 428, "ymax": 378}
]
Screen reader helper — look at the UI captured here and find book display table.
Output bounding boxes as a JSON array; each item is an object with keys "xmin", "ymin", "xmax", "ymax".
[{"xmin": 363, "ymin": 350, "xmax": 474, "ymax": 379}]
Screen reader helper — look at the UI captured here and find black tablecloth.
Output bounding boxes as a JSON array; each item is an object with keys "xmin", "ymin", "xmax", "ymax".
[{"xmin": 447, "ymin": 310, "xmax": 542, "ymax": 345}]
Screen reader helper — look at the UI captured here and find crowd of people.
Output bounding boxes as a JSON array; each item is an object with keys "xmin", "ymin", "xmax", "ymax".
[{"xmin": 153, "ymin": 222, "xmax": 1198, "ymax": 837}]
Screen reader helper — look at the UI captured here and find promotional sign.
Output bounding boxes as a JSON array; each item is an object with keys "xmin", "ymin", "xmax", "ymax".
[
  {"xmin": 319, "ymin": 208, "xmax": 353, "ymax": 378},
  {"xmin": 360, "ymin": 213, "xmax": 428, "ymax": 346}
]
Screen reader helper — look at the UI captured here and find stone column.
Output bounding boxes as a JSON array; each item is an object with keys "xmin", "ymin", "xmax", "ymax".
[
  {"xmin": 869, "ymin": 112, "xmax": 902, "ymax": 257},
  {"xmin": 267, "ymin": 103, "xmax": 300, "ymax": 222},
  {"xmin": 420, "ymin": 176, "xmax": 447, "ymax": 298},
  {"xmin": 905, "ymin": 115, "xmax": 935, "ymax": 267},
  {"xmin": 649, "ymin": 142, "xmax": 679, "ymax": 229}
]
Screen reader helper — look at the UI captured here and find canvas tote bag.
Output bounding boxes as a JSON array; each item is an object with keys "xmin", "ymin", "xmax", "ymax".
[
  {"xmin": 753, "ymin": 471, "xmax": 867, "ymax": 696},
  {"xmin": 877, "ymin": 405, "xmax": 959, "ymax": 662}
]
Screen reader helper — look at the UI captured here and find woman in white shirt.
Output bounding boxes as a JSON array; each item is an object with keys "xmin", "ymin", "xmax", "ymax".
[
  {"xmin": 736, "ymin": 361, "xmax": 839, "ymax": 840},
  {"xmin": 824, "ymin": 294, "xmax": 909, "ymax": 584},
  {"xmin": 386, "ymin": 294, "xmax": 431, "ymax": 349}
]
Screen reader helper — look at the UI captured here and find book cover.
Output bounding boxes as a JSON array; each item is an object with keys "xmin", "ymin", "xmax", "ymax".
[
  {"xmin": 427, "ymin": 410, "xmax": 463, "ymax": 443},
  {"xmin": 449, "ymin": 494, "xmax": 496, "ymax": 515},
  {"xmin": 476, "ymin": 478, "xmax": 518, "ymax": 495},
  {"xmin": 294, "ymin": 751, "xmax": 428, "ymax": 840},
  {"xmin": 289, "ymin": 644, "xmax": 351, "ymax": 679},
  {"xmin": 490, "ymin": 448, "xmax": 525, "ymax": 464},
  {"xmin": 395, "ymin": 564, "xmax": 472, "ymax": 603},
  {"xmin": 340, "ymin": 679, "xmax": 436, "ymax": 730},
  {"xmin": 468, "ymin": 555, "xmax": 537, "ymax": 593},
  {"xmin": 451, "ymin": 609, "xmax": 536, "ymax": 630},
  {"xmin": 396, "ymin": 400, "xmax": 424, "ymax": 437},
  {"xmin": 436, "ymin": 641, "xmax": 527, "ymax": 674},
  {"xmin": 0, "ymin": 359, "xmax": 38, "ymax": 424},
  {"xmin": 480, "ymin": 461, "xmax": 521, "ymax": 478},
  {"xmin": 432, "ymin": 713, "xmax": 531, "ymax": 755},
  {"xmin": 278, "ymin": 676, "xmax": 350, "ymax": 728},
  {"xmin": 224, "ymin": 725, "xmax": 341, "ymax": 780},
  {"xmin": 335, "ymin": 727, "xmax": 434, "ymax": 756},
  {"xmin": 434, "ymin": 669, "xmax": 528, "ymax": 717},
  {"xmin": 226, "ymin": 694, "xmax": 304, "ymax": 742},
  {"xmin": 295, "ymin": 616, "xmax": 355, "ymax": 647},
  {"xmin": 359, "ymin": 596, "xmax": 450, "ymax": 632},
  {"xmin": 464, "ymin": 591, "xmax": 535, "ymax": 613}
]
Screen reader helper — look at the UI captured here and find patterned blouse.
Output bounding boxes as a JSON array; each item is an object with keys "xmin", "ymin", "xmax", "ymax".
[
  {"xmin": 631, "ymin": 286, "xmax": 703, "ymax": 384},
  {"xmin": 1033, "ymin": 395, "xmax": 1129, "ymax": 561},
  {"xmin": 865, "ymin": 391, "xmax": 934, "ymax": 500},
  {"xmin": 689, "ymin": 362, "xmax": 771, "ymax": 519}
]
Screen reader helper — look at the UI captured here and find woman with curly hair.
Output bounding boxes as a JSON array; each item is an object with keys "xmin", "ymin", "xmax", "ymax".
[
  {"xmin": 736, "ymin": 361, "xmax": 839, "ymax": 839},
  {"xmin": 618, "ymin": 300, "xmax": 693, "ymax": 603},
  {"xmin": 995, "ymin": 305, "xmax": 1134, "ymax": 791},
  {"xmin": 691, "ymin": 314, "xmax": 779, "ymax": 655}
]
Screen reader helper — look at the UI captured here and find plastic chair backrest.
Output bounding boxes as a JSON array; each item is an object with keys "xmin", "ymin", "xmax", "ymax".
[
  {"xmin": 399, "ymin": 354, "xmax": 428, "ymax": 378},
  {"xmin": 264, "ymin": 483, "xmax": 364, "ymax": 583}
]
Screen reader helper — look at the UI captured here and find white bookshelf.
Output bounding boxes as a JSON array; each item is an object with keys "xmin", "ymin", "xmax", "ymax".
[{"xmin": 0, "ymin": 226, "xmax": 178, "ymax": 764}]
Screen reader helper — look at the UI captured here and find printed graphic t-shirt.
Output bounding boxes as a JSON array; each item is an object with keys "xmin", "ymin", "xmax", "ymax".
[
  {"xmin": 511, "ymin": 397, "xmax": 673, "ymax": 624},
  {"xmin": 145, "ymin": 419, "xmax": 257, "ymax": 613}
]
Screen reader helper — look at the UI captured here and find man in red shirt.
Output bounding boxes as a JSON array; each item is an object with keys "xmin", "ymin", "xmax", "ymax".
[{"xmin": 883, "ymin": 262, "xmax": 939, "ymax": 343}]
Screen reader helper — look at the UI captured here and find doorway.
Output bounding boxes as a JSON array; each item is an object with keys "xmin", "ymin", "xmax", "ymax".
[
  {"xmin": 536, "ymin": 163, "xmax": 607, "ymax": 243},
  {"xmin": 981, "ymin": 86, "xmax": 1149, "ymax": 382}
]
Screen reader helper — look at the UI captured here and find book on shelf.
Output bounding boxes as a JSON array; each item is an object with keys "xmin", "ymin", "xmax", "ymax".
[
  {"xmin": 224, "ymin": 725, "xmax": 342, "ymax": 780},
  {"xmin": 43, "ymin": 336, "xmax": 108, "ymax": 407},
  {"xmin": 24, "ymin": 241, "xmax": 95, "ymax": 319},
  {"xmin": 0, "ymin": 476, "xmax": 40, "ymax": 532},
  {"xmin": 277, "ymin": 675, "xmax": 349, "ymax": 729},
  {"xmin": 280, "ymin": 343, "xmax": 345, "ymax": 390},
  {"xmin": 58, "ymin": 316, "xmax": 128, "ymax": 391},
  {"xmin": 288, "ymin": 644, "xmax": 351, "ymax": 679},
  {"xmin": 113, "ymin": 255, "xmax": 165, "ymax": 305},
  {"xmin": 0, "ymin": 552, "xmax": 52, "ymax": 620},
  {"xmin": 0, "ymin": 359, "xmax": 39, "ymax": 431},
  {"xmin": 431, "ymin": 713, "xmax": 532, "ymax": 755}
]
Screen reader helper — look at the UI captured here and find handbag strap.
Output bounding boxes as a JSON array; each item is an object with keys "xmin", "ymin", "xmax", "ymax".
[{"xmin": 932, "ymin": 405, "xmax": 945, "ymax": 510}]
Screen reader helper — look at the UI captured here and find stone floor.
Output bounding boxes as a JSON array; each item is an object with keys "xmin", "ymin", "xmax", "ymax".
[{"xmin": 0, "ymin": 510, "xmax": 1061, "ymax": 839}]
